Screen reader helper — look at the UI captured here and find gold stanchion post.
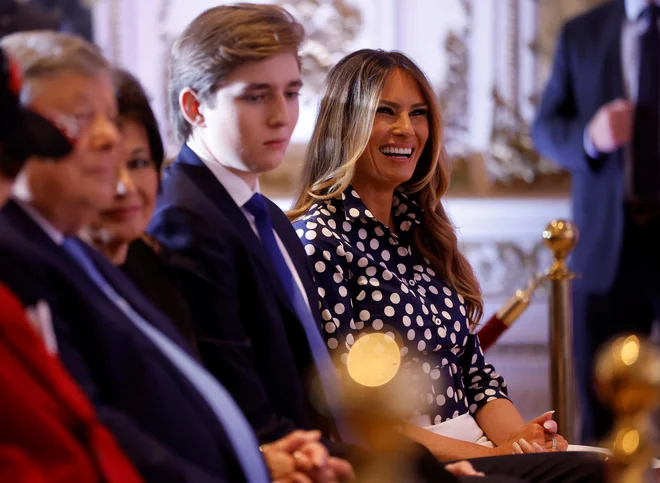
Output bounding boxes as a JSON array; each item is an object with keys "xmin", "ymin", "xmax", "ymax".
[{"xmin": 542, "ymin": 219, "xmax": 579, "ymax": 443}]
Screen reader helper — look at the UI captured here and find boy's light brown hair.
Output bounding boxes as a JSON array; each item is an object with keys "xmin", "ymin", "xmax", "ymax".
[{"xmin": 168, "ymin": 3, "xmax": 305, "ymax": 143}]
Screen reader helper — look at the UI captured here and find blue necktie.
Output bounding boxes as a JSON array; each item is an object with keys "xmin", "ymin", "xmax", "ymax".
[
  {"xmin": 243, "ymin": 194, "xmax": 357, "ymax": 444},
  {"xmin": 633, "ymin": 5, "xmax": 660, "ymax": 202},
  {"xmin": 62, "ymin": 238, "xmax": 269, "ymax": 483}
]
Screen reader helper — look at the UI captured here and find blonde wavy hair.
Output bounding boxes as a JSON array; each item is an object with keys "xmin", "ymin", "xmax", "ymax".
[{"xmin": 289, "ymin": 49, "xmax": 483, "ymax": 325}]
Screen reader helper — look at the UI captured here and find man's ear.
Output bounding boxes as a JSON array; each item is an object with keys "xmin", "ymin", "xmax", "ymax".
[{"xmin": 179, "ymin": 88, "xmax": 204, "ymax": 127}]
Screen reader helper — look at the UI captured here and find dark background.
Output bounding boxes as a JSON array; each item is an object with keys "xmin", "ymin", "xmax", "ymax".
[{"xmin": 0, "ymin": 0, "xmax": 92, "ymax": 41}]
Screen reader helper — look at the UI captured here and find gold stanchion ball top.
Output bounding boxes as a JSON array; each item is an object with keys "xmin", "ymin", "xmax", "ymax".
[
  {"xmin": 542, "ymin": 219, "xmax": 579, "ymax": 258},
  {"xmin": 594, "ymin": 335, "xmax": 660, "ymax": 414}
]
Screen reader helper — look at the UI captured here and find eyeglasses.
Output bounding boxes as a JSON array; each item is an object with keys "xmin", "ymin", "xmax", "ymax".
[
  {"xmin": 28, "ymin": 108, "xmax": 109, "ymax": 147},
  {"xmin": 43, "ymin": 111, "xmax": 84, "ymax": 144}
]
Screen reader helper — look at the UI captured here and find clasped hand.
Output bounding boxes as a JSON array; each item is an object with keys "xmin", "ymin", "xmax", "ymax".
[
  {"xmin": 261, "ymin": 430, "xmax": 355, "ymax": 483},
  {"xmin": 498, "ymin": 411, "xmax": 568, "ymax": 455}
]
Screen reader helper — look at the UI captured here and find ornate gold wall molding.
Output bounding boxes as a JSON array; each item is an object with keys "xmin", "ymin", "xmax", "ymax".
[
  {"xmin": 439, "ymin": 0, "xmax": 470, "ymax": 160},
  {"xmin": 461, "ymin": 240, "xmax": 552, "ymax": 298},
  {"xmin": 278, "ymin": 0, "xmax": 361, "ymax": 99},
  {"xmin": 487, "ymin": 0, "xmax": 555, "ymax": 184},
  {"xmin": 260, "ymin": 0, "xmax": 362, "ymax": 197},
  {"xmin": 440, "ymin": 0, "xmax": 607, "ymax": 187}
]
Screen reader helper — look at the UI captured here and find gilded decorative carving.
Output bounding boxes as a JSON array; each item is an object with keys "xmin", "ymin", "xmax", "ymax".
[
  {"xmin": 439, "ymin": 0, "xmax": 470, "ymax": 159},
  {"xmin": 485, "ymin": 0, "xmax": 607, "ymax": 184},
  {"xmin": 277, "ymin": 0, "xmax": 361, "ymax": 99},
  {"xmin": 461, "ymin": 240, "xmax": 553, "ymax": 298},
  {"xmin": 487, "ymin": 0, "xmax": 557, "ymax": 183}
]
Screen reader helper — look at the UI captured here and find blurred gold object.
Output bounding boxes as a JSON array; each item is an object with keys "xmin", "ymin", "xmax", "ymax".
[
  {"xmin": 346, "ymin": 333, "xmax": 401, "ymax": 387},
  {"xmin": 339, "ymin": 329, "xmax": 424, "ymax": 482},
  {"xmin": 595, "ymin": 335, "xmax": 660, "ymax": 483},
  {"xmin": 542, "ymin": 219, "xmax": 579, "ymax": 443},
  {"xmin": 496, "ymin": 272, "xmax": 545, "ymax": 326}
]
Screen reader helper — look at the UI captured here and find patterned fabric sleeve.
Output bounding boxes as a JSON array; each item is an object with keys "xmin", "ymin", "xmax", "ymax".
[
  {"xmin": 297, "ymin": 229, "xmax": 356, "ymax": 365},
  {"xmin": 459, "ymin": 325, "xmax": 509, "ymax": 415}
]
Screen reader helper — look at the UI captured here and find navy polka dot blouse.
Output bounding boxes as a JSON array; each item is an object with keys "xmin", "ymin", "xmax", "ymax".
[{"xmin": 293, "ymin": 187, "xmax": 509, "ymax": 424}]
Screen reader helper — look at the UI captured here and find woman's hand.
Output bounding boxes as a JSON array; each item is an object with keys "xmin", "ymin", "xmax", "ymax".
[
  {"xmin": 495, "ymin": 411, "xmax": 568, "ymax": 455},
  {"xmin": 444, "ymin": 461, "xmax": 485, "ymax": 477},
  {"xmin": 535, "ymin": 415, "xmax": 568, "ymax": 452}
]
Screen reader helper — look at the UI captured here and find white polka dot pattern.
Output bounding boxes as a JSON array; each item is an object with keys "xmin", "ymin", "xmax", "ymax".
[{"xmin": 293, "ymin": 188, "xmax": 509, "ymax": 423}]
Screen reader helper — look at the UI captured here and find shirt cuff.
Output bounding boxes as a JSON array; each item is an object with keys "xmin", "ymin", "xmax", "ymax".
[{"xmin": 583, "ymin": 127, "xmax": 600, "ymax": 159}]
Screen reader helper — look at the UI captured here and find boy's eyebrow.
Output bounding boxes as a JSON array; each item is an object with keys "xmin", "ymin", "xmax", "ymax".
[
  {"xmin": 244, "ymin": 79, "xmax": 303, "ymax": 90},
  {"xmin": 244, "ymin": 83, "xmax": 272, "ymax": 91}
]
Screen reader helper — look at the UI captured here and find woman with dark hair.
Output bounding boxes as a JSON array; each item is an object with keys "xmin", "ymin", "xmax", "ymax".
[
  {"xmin": 291, "ymin": 49, "xmax": 605, "ymax": 482},
  {"xmin": 84, "ymin": 68, "xmax": 194, "ymax": 345}
]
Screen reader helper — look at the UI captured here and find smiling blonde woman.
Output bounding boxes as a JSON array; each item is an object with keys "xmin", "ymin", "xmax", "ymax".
[{"xmin": 290, "ymin": 48, "xmax": 605, "ymax": 483}]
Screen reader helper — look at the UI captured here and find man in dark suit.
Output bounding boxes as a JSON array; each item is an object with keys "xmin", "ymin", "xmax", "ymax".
[
  {"xmin": 0, "ymin": 30, "xmax": 339, "ymax": 483},
  {"xmin": 532, "ymin": 0, "xmax": 660, "ymax": 443},
  {"xmin": 0, "ymin": 44, "xmax": 144, "ymax": 483}
]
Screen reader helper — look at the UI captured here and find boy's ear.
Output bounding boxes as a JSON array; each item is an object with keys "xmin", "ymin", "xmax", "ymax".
[{"xmin": 179, "ymin": 88, "xmax": 204, "ymax": 127}]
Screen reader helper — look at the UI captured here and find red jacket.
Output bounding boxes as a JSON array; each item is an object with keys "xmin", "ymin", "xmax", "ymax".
[{"xmin": 0, "ymin": 282, "xmax": 143, "ymax": 483}]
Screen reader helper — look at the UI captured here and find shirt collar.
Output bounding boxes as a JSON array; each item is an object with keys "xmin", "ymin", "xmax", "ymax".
[
  {"xmin": 341, "ymin": 187, "xmax": 377, "ymax": 222},
  {"xmin": 185, "ymin": 142, "xmax": 260, "ymax": 208},
  {"xmin": 340, "ymin": 186, "xmax": 423, "ymax": 234},
  {"xmin": 12, "ymin": 197, "xmax": 65, "ymax": 245},
  {"xmin": 626, "ymin": 0, "xmax": 659, "ymax": 21}
]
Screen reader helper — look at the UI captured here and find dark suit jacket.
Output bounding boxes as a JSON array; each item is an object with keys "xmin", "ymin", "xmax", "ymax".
[
  {"xmin": 0, "ymin": 200, "xmax": 245, "ymax": 483},
  {"xmin": 147, "ymin": 145, "xmax": 340, "ymax": 450},
  {"xmin": 121, "ymin": 236, "xmax": 197, "ymax": 351},
  {"xmin": 0, "ymin": 281, "xmax": 143, "ymax": 483},
  {"xmin": 532, "ymin": 0, "xmax": 627, "ymax": 293}
]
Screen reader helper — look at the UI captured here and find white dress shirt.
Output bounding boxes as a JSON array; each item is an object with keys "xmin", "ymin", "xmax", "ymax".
[
  {"xmin": 622, "ymin": 0, "xmax": 660, "ymax": 100},
  {"xmin": 189, "ymin": 144, "xmax": 311, "ymax": 309}
]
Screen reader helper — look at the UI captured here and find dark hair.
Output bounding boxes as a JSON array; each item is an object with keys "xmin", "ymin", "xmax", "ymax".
[
  {"xmin": 168, "ymin": 3, "xmax": 305, "ymax": 142},
  {"xmin": 113, "ymin": 68, "xmax": 164, "ymax": 173}
]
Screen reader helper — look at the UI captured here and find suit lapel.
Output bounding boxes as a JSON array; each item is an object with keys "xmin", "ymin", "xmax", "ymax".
[
  {"xmin": 79, "ymin": 241, "xmax": 198, "ymax": 358},
  {"xmin": 599, "ymin": 1, "xmax": 626, "ymax": 167},
  {"xmin": 269, "ymin": 203, "xmax": 319, "ymax": 313},
  {"xmin": 2, "ymin": 200, "xmax": 197, "ymax": 358},
  {"xmin": 601, "ymin": 3, "xmax": 625, "ymax": 102},
  {"xmin": 0, "ymin": 202, "xmax": 89, "ymax": 288},
  {"xmin": 2, "ymin": 200, "xmax": 60, "ymax": 249},
  {"xmin": 173, "ymin": 149, "xmax": 299, "ymax": 317}
]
